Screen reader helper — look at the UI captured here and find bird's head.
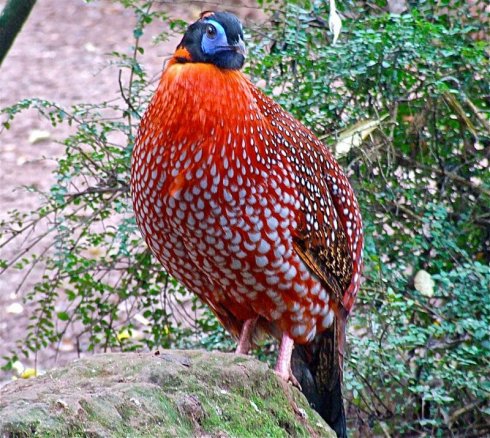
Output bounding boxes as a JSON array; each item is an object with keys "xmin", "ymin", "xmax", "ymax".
[{"xmin": 174, "ymin": 11, "xmax": 245, "ymax": 70}]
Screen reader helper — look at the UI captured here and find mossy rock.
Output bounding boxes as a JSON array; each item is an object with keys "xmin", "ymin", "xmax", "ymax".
[{"xmin": 0, "ymin": 350, "xmax": 335, "ymax": 437}]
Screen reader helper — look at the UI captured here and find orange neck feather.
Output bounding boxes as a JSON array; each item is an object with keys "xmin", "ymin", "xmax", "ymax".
[
  {"xmin": 138, "ymin": 58, "xmax": 269, "ymax": 170},
  {"xmin": 151, "ymin": 59, "xmax": 254, "ymax": 134}
]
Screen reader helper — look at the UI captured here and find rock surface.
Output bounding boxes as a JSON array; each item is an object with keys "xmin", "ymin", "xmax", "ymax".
[{"xmin": 0, "ymin": 350, "xmax": 335, "ymax": 437}]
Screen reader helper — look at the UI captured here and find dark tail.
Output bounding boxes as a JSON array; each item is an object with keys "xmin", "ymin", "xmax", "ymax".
[{"xmin": 291, "ymin": 316, "xmax": 347, "ymax": 438}]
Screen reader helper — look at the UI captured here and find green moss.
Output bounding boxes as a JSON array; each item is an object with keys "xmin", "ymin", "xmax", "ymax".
[
  {"xmin": 0, "ymin": 352, "xmax": 334, "ymax": 438},
  {"xmin": 77, "ymin": 387, "xmax": 195, "ymax": 437},
  {"xmin": 184, "ymin": 367, "xmax": 308, "ymax": 437},
  {"xmin": 0, "ymin": 405, "xmax": 88, "ymax": 438}
]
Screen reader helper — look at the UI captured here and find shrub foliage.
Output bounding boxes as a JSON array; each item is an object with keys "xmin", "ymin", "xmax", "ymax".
[{"xmin": 1, "ymin": 0, "xmax": 488, "ymax": 435}]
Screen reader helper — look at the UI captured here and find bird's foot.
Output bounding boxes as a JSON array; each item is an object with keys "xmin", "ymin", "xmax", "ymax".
[
  {"xmin": 274, "ymin": 333, "xmax": 301, "ymax": 390},
  {"xmin": 235, "ymin": 344, "xmax": 249, "ymax": 355},
  {"xmin": 274, "ymin": 367, "xmax": 302, "ymax": 390},
  {"xmin": 235, "ymin": 317, "xmax": 258, "ymax": 355}
]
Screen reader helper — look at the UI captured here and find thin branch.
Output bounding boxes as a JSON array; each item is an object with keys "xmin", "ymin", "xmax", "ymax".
[
  {"xmin": 64, "ymin": 184, "xmax": 129, "ymax": 201},
  {"xmin": 118, "ymin": 69, "xmax": 141, "ymax": 123},
  {"xmin": 397, "ymin": 153, "xmax": 490, "ymax": 198}
]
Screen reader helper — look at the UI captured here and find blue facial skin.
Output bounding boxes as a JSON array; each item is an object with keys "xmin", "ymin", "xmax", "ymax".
[
  {"xmin": 201, "ymin": 20, "xmax": 230, "ymax": 55},
  {"xmin": 199, "ymin": 19, "xmax": 245, "ymax": 70}
]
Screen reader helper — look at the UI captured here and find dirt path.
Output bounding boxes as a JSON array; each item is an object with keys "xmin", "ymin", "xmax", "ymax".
[{"xmin": 0, "ymin": 0, "xmax": 153, "ymax": 383}]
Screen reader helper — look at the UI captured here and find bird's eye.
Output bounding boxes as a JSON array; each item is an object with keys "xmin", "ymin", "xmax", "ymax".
[{"xmin": 205, "ymin": 24, "xmax": 217, "ymax": 39}]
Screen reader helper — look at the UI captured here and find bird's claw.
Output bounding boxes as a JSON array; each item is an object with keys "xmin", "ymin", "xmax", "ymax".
[{"xmin": 274, "ymin": 369, "xmax": 302, "ymax": 391}]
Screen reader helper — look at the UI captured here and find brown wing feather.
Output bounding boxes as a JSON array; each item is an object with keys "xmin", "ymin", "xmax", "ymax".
[
  {"xmin": 255, "ymin": 113, "xmax": 352, "ymax": 305},
  {"xmin": 292, "ymin": 237, "xmax": 341, "ymax": 294},
  {"xmin": 292, "ymin": 205, "xmax": 353, "ymax": 311}
]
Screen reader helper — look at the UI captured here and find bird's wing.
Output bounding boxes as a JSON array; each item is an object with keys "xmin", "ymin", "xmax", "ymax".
[
  {"xmin": 250, "ymin": 86, "xmax": 354, "ymax": 312},
  {"xmin": 292, "ymin": 226, "xmax": 352, "ymax": 311}
]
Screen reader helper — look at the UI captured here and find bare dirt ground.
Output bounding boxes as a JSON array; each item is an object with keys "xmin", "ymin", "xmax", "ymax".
[{"xmin": 0, "ymin": 0, "xmax": 260, "ymax": 384}]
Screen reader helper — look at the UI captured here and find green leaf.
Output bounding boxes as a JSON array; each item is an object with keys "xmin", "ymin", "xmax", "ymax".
[{"xmin": 57, "ymin": 312, "xmax": 70, "ymax": 322}]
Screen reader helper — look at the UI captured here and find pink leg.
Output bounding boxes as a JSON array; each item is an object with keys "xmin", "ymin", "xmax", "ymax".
[
  {"xmin": 235, "ymin": 318, "xmax": 258, "ymax": 355},
  {"xmin": 274, "ymin": 332, "xmax": 295, "ymax": 381}
]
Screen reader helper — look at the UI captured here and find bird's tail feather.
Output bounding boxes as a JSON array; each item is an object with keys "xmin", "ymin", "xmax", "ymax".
[{"xmin": 291, "ymin": 314, "xmax": 347, "ymax": 438}]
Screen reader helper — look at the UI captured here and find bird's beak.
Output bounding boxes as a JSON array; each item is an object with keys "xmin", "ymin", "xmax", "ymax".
[{"xmin": 234, "ymin": 38, "xmax": 246, "ymax": 56}]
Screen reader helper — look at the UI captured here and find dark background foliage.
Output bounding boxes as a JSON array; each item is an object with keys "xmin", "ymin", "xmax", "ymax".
[{"xmin": 1, "ymin": 0, "xmax": 489, "ymax": 435}]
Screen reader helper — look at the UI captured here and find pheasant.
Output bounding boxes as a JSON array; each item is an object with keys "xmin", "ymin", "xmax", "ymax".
[{"xmin": 131, "ymin": 11, "xmax": 363, "ymax": 436}]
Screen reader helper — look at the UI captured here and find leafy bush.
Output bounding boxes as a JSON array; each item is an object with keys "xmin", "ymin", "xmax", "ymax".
[
  {"xmin": 1, "ymin": 0, "xmax": 489, "ymax": 435},
  {"xmin": 0, "ymin": 4, "xmax": 200, "ymax": 360},
  {"xmin": 247, "ymin": 2, "xmax": 489, "ymax": 434}
]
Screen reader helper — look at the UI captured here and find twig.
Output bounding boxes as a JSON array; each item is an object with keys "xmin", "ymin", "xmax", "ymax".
[
  {"xmin": 397, "ymin": 153, "xmax": 490, "ymax": 198},
  {"xmin": 118, "ymin": 69, "xmax": 141, "ymax": 123},
  {"xmin": 64, "ymin": 184, "xmax": 129, "ymax": 201},
  {"xmin": 448, "ymin": 399, "xmax": 488, "ymax": 427}
]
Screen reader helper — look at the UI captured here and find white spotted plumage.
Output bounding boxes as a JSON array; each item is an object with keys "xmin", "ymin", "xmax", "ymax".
[{"xmin": 131, "ymin": 33, "xmax": 363, "ymax": 345}]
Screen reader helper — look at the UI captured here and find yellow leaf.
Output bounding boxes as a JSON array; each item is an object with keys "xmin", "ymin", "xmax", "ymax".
[
  {"xmin": 20, "ymin": 368, "xmax": 38, "ymax": 379},
  {"xmin": 117, "ymin": 329, "xmax": 131, "ymax": 341},
  {"xmin": 333, "ymin": 115, "xmax": 389, "ymax": 157}
]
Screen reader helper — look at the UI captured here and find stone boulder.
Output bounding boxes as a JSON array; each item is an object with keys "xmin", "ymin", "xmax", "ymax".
[{"xmin": 0, "ymin": 350, "xmax": 335, "ymax": 437}]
